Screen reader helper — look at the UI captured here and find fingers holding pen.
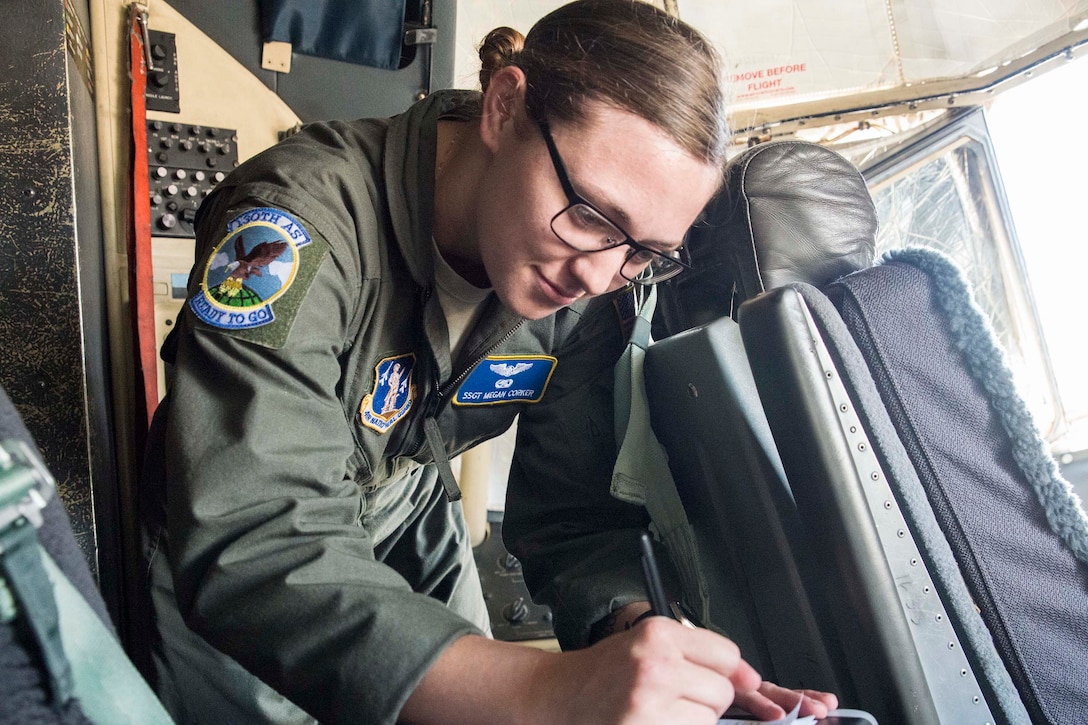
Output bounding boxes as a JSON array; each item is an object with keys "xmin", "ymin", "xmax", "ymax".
[
  {"xmin": 675, "ymin": 620, "xmax": 761, "ymax": 694},
  {"xmin": 620, "ymin": 615, "xmax": 762, "ymax": 720},
  {"xmin": 631, "ymin": 615, "xmax": 762, "ymax": 692}
]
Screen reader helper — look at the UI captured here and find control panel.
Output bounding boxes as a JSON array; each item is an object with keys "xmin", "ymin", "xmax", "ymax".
[
  {"xmin": 474, "ymin": 511, "xmax": 556, "ymax": 642},
  {"xmin": 145, "ymin": 30, "xmax": 180, "ymax": 113},
  {"xmin": 147, "ymin": 120, "xmax": 238, "ymax": 238}
]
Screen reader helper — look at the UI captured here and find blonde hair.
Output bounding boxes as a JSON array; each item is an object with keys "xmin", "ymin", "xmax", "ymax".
[{"xmin": 477, "ymin": 0, "xmax": 728, "ymax": 166}]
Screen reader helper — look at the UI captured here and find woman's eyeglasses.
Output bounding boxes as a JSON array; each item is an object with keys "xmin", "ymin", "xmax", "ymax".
[{"xmin": 536, "ymin": 119, "xmax": 691, "ymax": 286}]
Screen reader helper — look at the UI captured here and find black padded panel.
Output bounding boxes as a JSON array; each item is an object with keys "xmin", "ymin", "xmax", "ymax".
[
  {"xmin": 826, "ymin": 254, "xmax": 1088, "ymax": 725},
  {"xmin": 644, "ymin": 316, "xmax": 840, "ymax": 694}
]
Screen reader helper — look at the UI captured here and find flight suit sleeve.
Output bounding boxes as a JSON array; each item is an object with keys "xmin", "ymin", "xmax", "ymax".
[
  {"xmin": 163, "ymin": 202, "xmax": 479, "ymax": 724},
  {"xmin": 503, "ymin": 296, "xmax": 681, "ymax": 651}
]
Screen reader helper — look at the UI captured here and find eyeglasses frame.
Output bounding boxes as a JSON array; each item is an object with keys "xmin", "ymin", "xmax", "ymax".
[{"xmin": 534, "ymin": 118, "xmax": 692, "ymax": 285}]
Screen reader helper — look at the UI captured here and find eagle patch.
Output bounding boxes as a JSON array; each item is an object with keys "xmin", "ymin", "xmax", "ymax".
[
  {"xmin": 190, "ymin": 208, "xmax": 312, "ymax": 330},
  {"xmin": 453, "ymin": 355, "xmax": 557, "ymax": 406},
  {"xmin": 360, "ymin": 354, "xmax": 417, "ymax": 433}
]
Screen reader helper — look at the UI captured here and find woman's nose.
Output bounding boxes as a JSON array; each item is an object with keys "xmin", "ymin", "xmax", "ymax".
[{"xmin": 567, "ymin": 246, "xmax": 628, "ymax": 297}]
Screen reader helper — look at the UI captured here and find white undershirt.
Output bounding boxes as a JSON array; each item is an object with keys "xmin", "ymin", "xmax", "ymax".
[{"xmin": 432, "ymin": 239, "xmax": 492, "ymax": 359}]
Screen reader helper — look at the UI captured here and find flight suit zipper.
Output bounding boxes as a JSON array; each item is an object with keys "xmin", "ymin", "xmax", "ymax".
[{"xmin": 421, "ymin": 318, "xmax": 526, "ymax": 501}]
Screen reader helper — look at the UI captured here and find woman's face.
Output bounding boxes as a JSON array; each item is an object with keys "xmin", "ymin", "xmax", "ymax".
[{"xmin": 475, "ymin": 99, "xmax": 721, "ymax": 320}]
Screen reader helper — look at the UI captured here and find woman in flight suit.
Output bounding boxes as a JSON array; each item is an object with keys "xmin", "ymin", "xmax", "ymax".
[{"xmin": 142, "ymin": 1, "xmax": 838, "ymax": 722}]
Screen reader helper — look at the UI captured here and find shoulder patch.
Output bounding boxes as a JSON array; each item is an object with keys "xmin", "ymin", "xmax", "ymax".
[
  {"xmin": 453, "ymin": 355, "xmax": 557, "ymax": 406},
  {"xmin": 189, "ymin": 207, "xmax": 327, "ymax": 348},
  {"xmin": 360, "ymin": 354, "xmax": 417, "ymax": 433}
]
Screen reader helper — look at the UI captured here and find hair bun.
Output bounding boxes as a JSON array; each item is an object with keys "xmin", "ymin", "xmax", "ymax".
[{"xmin": 478, "ymin": 27, "xmax": 525, "ymax": 91}]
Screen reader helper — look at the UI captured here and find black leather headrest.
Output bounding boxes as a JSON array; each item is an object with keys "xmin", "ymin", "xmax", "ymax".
[
  {"xmin": 654, "ymin": 140, "xmax": 877, "ymax": 337},
  {"xmin": 716, "ymin": 140, "xmax": 877, "ymax": 307}
]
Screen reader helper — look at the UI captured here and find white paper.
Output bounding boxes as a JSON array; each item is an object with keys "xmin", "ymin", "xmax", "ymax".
[{"xmin": 719, "ymin": 696, "xmax": 815, "ymax": 725}]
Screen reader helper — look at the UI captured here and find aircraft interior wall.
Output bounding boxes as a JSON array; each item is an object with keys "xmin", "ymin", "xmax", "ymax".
[{"xmin": 0, "ymin": 0, "xmax": 120, "ymax": 610}]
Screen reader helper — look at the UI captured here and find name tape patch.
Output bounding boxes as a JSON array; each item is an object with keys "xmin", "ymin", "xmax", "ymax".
[
  {"xmin": 454, "ymin": 355, "xmax": 557, "ymax": 406},
  {"xmin": 190, "ymin": 207, "xmax": 312, "ymax": 330}
]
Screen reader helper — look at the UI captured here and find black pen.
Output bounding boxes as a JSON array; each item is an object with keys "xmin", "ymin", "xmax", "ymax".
[{"xmin": 638, "ymin": 530, "xmax": 673, "ymax": 618}]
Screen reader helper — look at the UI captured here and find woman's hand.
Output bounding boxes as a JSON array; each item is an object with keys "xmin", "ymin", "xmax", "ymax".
[
  {"xmin": 732, "ymin": 680, "xmax": 839, "ymax": 721},
  {"xmin": 535, "ymin": 615, "xmax": 763, "ymax": 724},
  {"xmin": 402, "ymin": 616, "xmax": 836, "ymax": 725}
]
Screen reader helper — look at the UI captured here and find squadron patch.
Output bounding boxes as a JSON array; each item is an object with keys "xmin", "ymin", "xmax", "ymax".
[
  {"xmin": 360, "ymin": 354, "xmax": 417, "ymax": 433},
  {"xmin": 190, "ymin": 208, "xmax": 312, "ymax": 330},
  {"xmin": 453, "ymin": 355, "xmax": 557, "ymax": 406}
]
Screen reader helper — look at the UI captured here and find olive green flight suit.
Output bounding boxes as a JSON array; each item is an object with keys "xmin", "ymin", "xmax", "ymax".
[{"xmin": 142, "ymin": 89, "xmax": 658, "ymax": 725}]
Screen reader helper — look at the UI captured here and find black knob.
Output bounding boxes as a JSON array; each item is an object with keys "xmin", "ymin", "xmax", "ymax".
[
  {"xmin": 150, "ymin": 120, "xmax": 163, "ymax": 131},
  {"xmin": 180, "ymin": 140, "xmax": 193, "ymax": 151},
  {"xmin": 212, "ymin": 171, "xmax": 226, "ymax": 183},
  {"xmin": 154, "ymin": 167, "xmax": 168, "ymax": 178},
  {"xmin": 164, "ymin": 184, "xmax": 178, "ymax": 196},
  {"xmin": 160, "ymin": 138, "xmax": 173, "ymax": 149},
  {"xmin": 184, "ymin": 186, "xmax": 198, "ymax": 198},
  {"xmin": 166, "ymin": 200, "xmax": 179, "ymax": 212},
  {"xmin": 218, "ymin": 143, "xmax": 231, "ymax": 155},
  {"xmin": 174, "ymin": 169, "xmax": 187, "ymax": 180},
  {"xmin": 155, "ymin": 152, "xmax": 168, "ymax": 163},
  {"xmin": 157, "ymin": 213, "xmax": 177, "ymax": 230},
  {"xmin": 502, "ymin": 597, "xmax": 530, "ymax": 624},
  {"xmin": 151, "ymin": 71, "xmax": 170, "ymax": 89},
  {"xmin": 150, "ymin": 194, "xmax": 163, "ymax": 206},
  {"xmin": 151, "ymin": 43, "xmax": 167, "ymax": 60},
  {"xmin": 206, "ymin": 128, "xmax": 218, "ymax": 137},
  {"xmin": 499, "ymin": 553, "xmax": 522, "ymax": 571},
  {"xmin": 206, "ymin": 157, "xmax": 217, "ymax": 168}
]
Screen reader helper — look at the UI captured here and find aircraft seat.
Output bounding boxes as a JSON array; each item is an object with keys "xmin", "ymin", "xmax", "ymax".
[
  {"xmin": 648, "ymin": 140, "xmax": 1088, "ymax": 725},
  {"xmin": 646, "ymin": 141, "xmax": 879, "ymax": 699}
]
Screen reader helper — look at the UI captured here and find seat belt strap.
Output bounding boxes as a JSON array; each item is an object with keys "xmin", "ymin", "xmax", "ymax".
[
  {"xmin": 425, "ymin": 417, "xmax": 462, "ymax": 502},
  {"xmin": 0, "ymin": 508, "xmax": 75, "ymax": 704},
  {"xmin": 129, "ymin": 4, "xmax": 160, "ymax": 431},
  {"xmin": 0, "ymin": 439, "xmax": 173, "ymax": 723},
  {"xmin": 610, "ymin": 287, "xmax": 711, "ymax": 625},
  {"xmin": 0, "ymin": 439, "xmax": 72, "ymax": 704},
  {"xmin": 40, "ymin": 545, "xmax": 174, "ymax": 723}
]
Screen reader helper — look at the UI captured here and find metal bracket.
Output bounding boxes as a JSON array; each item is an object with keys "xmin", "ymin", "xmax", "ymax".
[
  {"xmin": 404, "ymin": 27, "xmax": 438, "ymax": 46},
  {"xmin": 133, "ymin": 4, "xmax": 158, "ymax": 72},
  {"xmin": 0, "ymin": 440, "xmax": 55, "ymax": 536}
]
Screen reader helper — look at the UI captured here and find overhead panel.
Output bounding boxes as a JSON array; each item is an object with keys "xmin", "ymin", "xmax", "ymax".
[
  {"xmin": 683, "ymin": 0, "xmax": 1088, "ymax": 131},
  {"xmin": 452, "ymin": 1, "xmax": 1088, "ymax": 134}
]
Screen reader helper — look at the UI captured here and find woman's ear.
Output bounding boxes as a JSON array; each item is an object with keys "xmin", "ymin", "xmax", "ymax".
[{"xmin": 480, "ymin": 65, "xmax": 528, "ymax": 153}]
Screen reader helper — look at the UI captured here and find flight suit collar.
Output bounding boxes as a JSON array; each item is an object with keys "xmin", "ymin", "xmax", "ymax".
[
  {"xmin": 384, "ymin": 88, "xmax": 481, "ymax": 292},
  {"xmin": 383, "ymin": 89, "xmax": 527, "ymax": 390}
]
